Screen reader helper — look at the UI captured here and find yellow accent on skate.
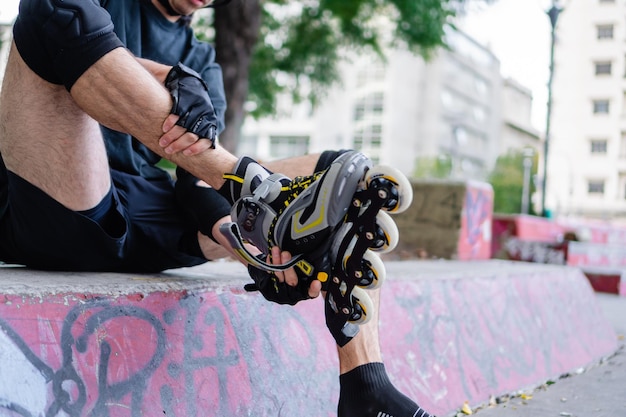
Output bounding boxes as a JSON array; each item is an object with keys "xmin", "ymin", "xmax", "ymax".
[
  {"xmin": 291, "ymin": 188, "xmax": 328, "ymax": 234},
  {"xmin": 316, "ymin": 271, "xmax": 329, "ymax": 283},
  {"xmin": 296, "ymin": 259, "xmax": 313, "ymax": 276},
  {"xmin": 223, "ymin": 173, "xmax": 244, "ymax": 183},
  {"xmin": 234, "ymin": 248, "xmax": 257, "ymax": 264}
]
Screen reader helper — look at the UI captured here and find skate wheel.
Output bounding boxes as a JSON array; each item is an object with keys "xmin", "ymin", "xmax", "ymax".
[
  {"xmin": 354, "ymin": 250, "xmax": 386, "ymax": 289},
  {"xmin": 348, "ymin": 287, "xmax": 374, "ymax": 325},
  {"xmin": 371, "ymin": 211, "xmax": 399, "ymax": 254},
  {"xmin": 365, "ymin": 165, "xmax": 413, "ymax": 214}
]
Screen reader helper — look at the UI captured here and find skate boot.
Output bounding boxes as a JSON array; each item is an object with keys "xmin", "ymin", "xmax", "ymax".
[
  {"xmin": 219, "ymin": 152, "xmax": 375, "ymax": 282},
  {"xmin": 324, "ymin": 164, "xmax": 413, "ymax": 345}
]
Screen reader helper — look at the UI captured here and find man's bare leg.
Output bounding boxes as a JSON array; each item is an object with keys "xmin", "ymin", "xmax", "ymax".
[
  {"xmin": 0, "ymin": 43, "xmax": 112, "ymax": 211},
  {"xmin": 335, "ymin": 288, "xmax": 433, "ymax": 417},
  {"xmin": 263, "ymin": 154, "xmax": 321, "ymax": 177},
  {"xmin": 0, "ymin": 42, "xmax": 238, "ymax": 214}
]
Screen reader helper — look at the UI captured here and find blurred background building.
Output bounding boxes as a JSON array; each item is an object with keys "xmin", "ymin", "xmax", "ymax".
[
  {"xmin": 239, "ymin": 26, "xmax": 541, "ymax": 182},
  {"xmin": 548, "ymin": 0, "xmax": 626, "ymax": 220}
]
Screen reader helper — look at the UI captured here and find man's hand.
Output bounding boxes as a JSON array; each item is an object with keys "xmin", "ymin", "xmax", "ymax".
[
  {"xmin": 245, "ymin": 246, "xmax": 322, "ymax": 305},
  {"xmin": 159, "ymin": 114, "xmax": 214, "ymax": 156}
]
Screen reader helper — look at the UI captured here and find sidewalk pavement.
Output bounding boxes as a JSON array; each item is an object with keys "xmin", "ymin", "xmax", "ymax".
[{"xmin": 471, "ymin": 292, "xmax": 626, "ymax": 417}]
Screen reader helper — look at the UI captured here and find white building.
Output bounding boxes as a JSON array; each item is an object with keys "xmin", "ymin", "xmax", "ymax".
[
  {"xmin": 241, "ymin": 27, "xmax": 540, "ymax": 181},
  {"xmin": 548, "ymin": 0, "xmax": 626, "ymax": 219}
]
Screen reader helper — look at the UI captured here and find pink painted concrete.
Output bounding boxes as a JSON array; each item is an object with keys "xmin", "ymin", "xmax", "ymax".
[
  {"xmin": 491, "ymin": 215, "xmax": 570, "ymax": 260},
  {"xmin": 566, "ymin": 241, "xmax": 626, "ymax": 268},
  {"xmin": 0, "ymin": 261, "xmax": 617, "ymax": 417},
  {"xmin": 457, "ymin": 181, "xmax": 493, "ymax": 261},
  {"xmin": 556, "ymin": 218, "xmax": 626, "ymax": 245},
  {"xmin": 392, "ymin": 180, "xmax": 493, "ymax": 261}
]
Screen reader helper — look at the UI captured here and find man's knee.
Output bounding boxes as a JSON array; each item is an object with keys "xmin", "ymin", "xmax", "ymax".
[{"xmin": 13, "ymin": 0, "xmax": 124, "ymax": 90}]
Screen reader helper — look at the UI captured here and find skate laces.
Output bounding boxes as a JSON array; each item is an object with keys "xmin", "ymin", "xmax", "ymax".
[{"xmin": 266, "ymin": 171, "xmax": 325, "ymax": 246}]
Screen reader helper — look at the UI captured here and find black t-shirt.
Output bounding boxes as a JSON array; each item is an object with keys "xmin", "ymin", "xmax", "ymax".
[{"xmin": 101, "ymin": 0, "xmax": 227, "ymax": 180}]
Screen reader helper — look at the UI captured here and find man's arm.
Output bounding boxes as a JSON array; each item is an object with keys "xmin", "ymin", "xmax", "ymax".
[
  {"xmin": 70, "ymin": 47, "xmax": 237, "ymax": 188},
  {"xmin": 129, "ymin": 57, "xmax": 216, "ymax": 156},
  {"xmin": 136, "ymin": 57, "xmax": 171, "ymax": 84}
]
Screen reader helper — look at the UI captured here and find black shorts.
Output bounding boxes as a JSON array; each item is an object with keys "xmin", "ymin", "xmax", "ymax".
[{"xmin": 0, "ymin": 169, "xmax": 207, "ymax": 272}]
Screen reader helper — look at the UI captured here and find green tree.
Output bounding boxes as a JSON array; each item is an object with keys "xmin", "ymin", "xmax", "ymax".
[
  {"xmin": 488, "ymin": 150, "xmax": 538, "ymax": 215},
  {"xmin": 197, "ymin": 0, "xmax": 490, "ymax": 151},
  {"xmin": 413, "ymin": 155, "xmax": 453, "ymax": 179}
]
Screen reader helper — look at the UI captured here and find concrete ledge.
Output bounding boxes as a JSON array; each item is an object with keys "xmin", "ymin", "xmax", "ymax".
[
  {"xmin": 0, "ymin": 260, "xmax": 618, "ymax": 416},
  {"xmin": 393, "ymin": 180, "xmax": 493, "ymax": 260}
]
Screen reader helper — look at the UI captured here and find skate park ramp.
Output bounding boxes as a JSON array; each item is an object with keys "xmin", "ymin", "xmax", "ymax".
[{"xmin": 0, "ymin": 259, "xmax": 617, "ymax": 417}]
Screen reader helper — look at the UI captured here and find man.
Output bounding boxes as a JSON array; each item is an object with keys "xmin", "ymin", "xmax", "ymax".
[{"xmin": 0, "ymin": 0, "xmax": 433, "ymax": 416}]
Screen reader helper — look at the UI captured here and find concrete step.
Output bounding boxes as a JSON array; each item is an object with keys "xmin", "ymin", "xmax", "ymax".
[{"xmin": 0, "ymin": 260, "xmax": 617, "ymax": 417}]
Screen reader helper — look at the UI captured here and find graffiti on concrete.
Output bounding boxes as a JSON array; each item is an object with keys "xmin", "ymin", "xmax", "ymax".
[
  {"xmin": 0, "ymin": 292, "xmax": 336, "ymax": 417},
  {"xmin": 458, "ymin": 185, "xmax": 492, "ymax": 260},
  {"xmin": 0, "ymin": 265, "xmax": 617, "ymax": 417},
  {"xmin": 567, "ymin": 241, "xmax": 626, "ymax": 268},
  {"xmin": 502, "ymin": 238, "xmax": 566, "ymax": 264},
  {"xmin": 379, "ymin": 268, "xmax": 616, "ymax": 411},
  {"xmin": 396, "ymin": 182, "xmax": 493, "ymax": 260}
]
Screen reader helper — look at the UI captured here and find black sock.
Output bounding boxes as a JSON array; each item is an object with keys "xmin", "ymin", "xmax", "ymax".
[
  {"xmin": 338, "ymin": 363, "xmax": 433, "ymax": 417},
  {"xmin": 217, "ymin": 156, "xmax": 270, "ymax": 205}
]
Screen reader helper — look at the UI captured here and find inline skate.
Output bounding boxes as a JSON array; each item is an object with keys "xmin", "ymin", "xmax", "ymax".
[{"xmin": 219, "ymin": 151, "xmax": 412, "ymax": 342}]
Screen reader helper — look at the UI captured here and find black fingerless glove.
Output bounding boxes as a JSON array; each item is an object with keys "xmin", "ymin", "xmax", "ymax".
[
  {"xmin": 245, "ymin": 256, "xmax": 313, "ymax": 306},
  {"xmin": 165, "ymin": 62, "xmax": 218, "ymax": 148}
]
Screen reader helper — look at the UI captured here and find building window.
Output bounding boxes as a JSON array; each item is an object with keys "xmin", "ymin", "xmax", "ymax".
[
  {"xmin": 356, "ymin": 62, "xmax": 386, "ymax": 87},
  {"xmin": 588, "ymin": 180, "xmax": 605, "ymax": 195},
  {"xmin": 353, "ymin": 92, "xmax": 384, "ymax": 121},
  {"xmin": 353, "ymin": 124, "xmax": 382, "ymax": 165},
  {"xmin": 269, "ymin": 135, "xmax": 309, "ymax": 160},
  {"xmin": 473, "ymin": 106, "xmax": 487, "ymax": 123},
  {"xmin": 593, "ymin": 99, "xmax": 610, "ymax": 114},
  {"xmin": 590, "ymin": 139, "xmax": 608, "ymax": 154},
  {"xmin": 474, "ymin": 77, "xmax": 488, "ymax": 96},
  {"xmin": 597, "ymin": 24, "xmax": 614, "ymax": 39},
  {"xmin": 595, "ymin": 61, "xmax": 612, "ymax": 75}
]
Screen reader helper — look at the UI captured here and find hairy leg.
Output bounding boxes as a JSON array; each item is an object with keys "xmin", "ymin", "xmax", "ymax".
[
  {"xmin": 0, "ymin": 43, "xmax": 111, "ymax": 211},
  {"xmin": 263, "ymin": 154, "xmax": 321, "ymax": 177}
]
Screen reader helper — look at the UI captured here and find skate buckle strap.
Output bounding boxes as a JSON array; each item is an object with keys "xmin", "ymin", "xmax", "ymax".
[
  {"xmin": 219, "ymin": 222, "xmax": 303, "ymax": 272},
  {"xmin": 239, "ymin": 173, "xmax": 285, "ymax": 232},
  {"xmin": 250, "ymin": 173, "xmax": 285, "ymax": 202}
]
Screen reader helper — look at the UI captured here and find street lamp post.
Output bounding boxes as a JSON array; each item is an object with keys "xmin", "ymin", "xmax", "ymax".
[
  {"xmin": 521, "ymin": 148, "xmax": 534, "ymax": 214},
  {"xmin": 541, "ymin": 0, "xmax": 562, "ymax": 217}
]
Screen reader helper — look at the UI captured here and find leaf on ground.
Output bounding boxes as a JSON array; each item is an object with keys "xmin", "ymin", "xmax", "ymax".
[{"xmin": 461, "ymin": 401, "xmax": 473, "ymax": 415}]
